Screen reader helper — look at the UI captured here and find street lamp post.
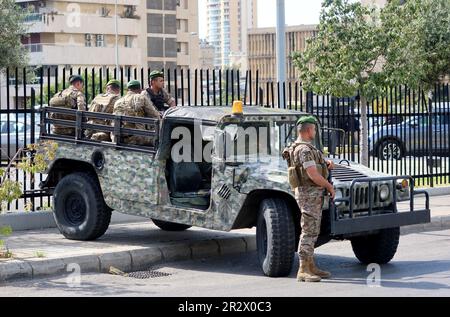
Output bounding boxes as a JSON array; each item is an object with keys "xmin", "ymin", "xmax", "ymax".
[
  {"xmin": 115, "ymin": 0, "xmax": 119, "ymax": 70},
  {"xmin": 276, "ymin": 0, "xmax": 286, "ymax": 109}
]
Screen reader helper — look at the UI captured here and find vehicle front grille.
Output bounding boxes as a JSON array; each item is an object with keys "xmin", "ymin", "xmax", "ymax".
[{"xmin": 341, "ymin": 184, "xmax": 383, "ymax": 211}]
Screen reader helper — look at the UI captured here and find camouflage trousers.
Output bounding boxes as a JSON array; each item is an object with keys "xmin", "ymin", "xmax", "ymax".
[{"xmin": 295, "ymin": 186, "xmax": 325, "ymax": 259}]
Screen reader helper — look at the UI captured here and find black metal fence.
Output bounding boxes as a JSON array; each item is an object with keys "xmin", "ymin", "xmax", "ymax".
[{"xmin": 0, "ymin": 66, "xmax": 449, "ymax": 212}]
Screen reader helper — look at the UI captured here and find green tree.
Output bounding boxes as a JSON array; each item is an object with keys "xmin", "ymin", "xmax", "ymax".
[
  {"xmin": 0, "ymin": 0, "xmax": 29, "ymax": 69},
  {"xmin": 293, "ymin": 0, "xmax": 450, "ymax": 166}
]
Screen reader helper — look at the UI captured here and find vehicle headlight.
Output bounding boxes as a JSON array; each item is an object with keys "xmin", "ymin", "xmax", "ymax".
[
  {"xmin": 379, "ymin": 185, "xmax": 390, "ymax": 202},
  {"xmin": 334, "ymin": 189, "xmax": 344, "ymax": 206}
]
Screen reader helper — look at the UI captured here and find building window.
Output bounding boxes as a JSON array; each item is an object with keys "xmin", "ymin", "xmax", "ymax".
[
  {"xmin": 85, "ymin": 34, "xmax": 92, "ymax": 47},
  {"xmin": 125, "ymin": 35, "xmax": 133, "ymax": 48},
  {"xmin": 96, "ymin": 34, "xmax": 105, "ymax": 47}
]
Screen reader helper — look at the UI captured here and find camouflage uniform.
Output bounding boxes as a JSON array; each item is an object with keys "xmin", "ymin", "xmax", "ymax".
[
  {"xmin": 86, "ymin": 92, "xmax": 120, "ymax": 142},
  {"xmin": 113, "ymin": 91, "xmax": 160, "ymax": 145},
  {"xmin": 50, "ymin": 86, "xmax": 86, "ymax": 136},
  {"xmin": 293, "ymin": 141, "xmax": 329, "ymax": 259},
  {"xmin": 142, "ymin": 88, "xmax": 175, "ymax": 113}
]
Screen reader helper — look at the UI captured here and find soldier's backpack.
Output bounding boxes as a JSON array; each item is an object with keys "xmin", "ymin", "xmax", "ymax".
[
  {"xmin": 88, "ymin": 94, "xmax": 118, "ymax": 114},
  {"xmin": 114, "ymin": 94, "xmax": 145, "ymax": 118},
  {"xmin": 49, "ymin": 90, "xmax": 77, "ymax": 109},
  {"xmin": 284, "ymin": 142, "xmax": 302, "ymax": 190}
]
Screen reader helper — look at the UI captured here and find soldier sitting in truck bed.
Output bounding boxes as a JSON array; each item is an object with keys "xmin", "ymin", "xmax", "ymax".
[
  {"xmin": 48, "ymin": 75, "xmax": 87, "ymax": 136},
  {"xmin": 112, "ymin": 80, "xmax": 161, "ymax": 146},
  {"xmin": 85, "ymin": 79, "xmax": 121, "ymax": 142}
]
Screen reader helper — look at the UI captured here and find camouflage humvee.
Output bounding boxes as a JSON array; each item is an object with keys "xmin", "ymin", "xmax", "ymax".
[{"xmin": 40, "ymin": 105, "xmax": 431, "ymax": 277}]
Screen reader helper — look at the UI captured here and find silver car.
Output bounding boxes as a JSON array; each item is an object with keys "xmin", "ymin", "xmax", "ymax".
[
  {"xmin": 369, "ymin": 106, "xmax": 450, "ymax": 160},
  {"xmin": 0, "ymin": 114, "xmax": 41, "ymax": 159}
]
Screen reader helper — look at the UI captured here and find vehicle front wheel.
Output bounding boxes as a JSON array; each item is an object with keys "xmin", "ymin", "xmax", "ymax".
[
  {"xmin": 377, "ymin": 140, "xmax": 404, "ymax": 161},
  {"xmin": 256, "ymin": 198, "xmax": 296, "ymax": 277},
  {"xmin": 152, "ymin": 219, "xmax": 192, "ymax": 232},
  {"xmin": 53, "ymin": 172, "xmax": 111, "ymax": 241},
  {"xmin": 350, "ymin": 227, "xmax": 400, "ymax": 264}
]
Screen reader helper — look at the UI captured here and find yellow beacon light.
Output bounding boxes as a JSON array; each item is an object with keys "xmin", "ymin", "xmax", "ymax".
[{"xmin": 232, "ymin": 100, "xmax": 244, "ymax": 117}]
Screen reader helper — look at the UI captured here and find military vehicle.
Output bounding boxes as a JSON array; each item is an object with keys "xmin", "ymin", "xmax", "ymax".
[{"xmin": 39, "ymin": 103, "xmax": 430, "ymax": 277}]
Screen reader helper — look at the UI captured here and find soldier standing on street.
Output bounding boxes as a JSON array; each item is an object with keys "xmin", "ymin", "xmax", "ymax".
[
  {"xmin": 283, "ymin": 116, "xmax": 336, "ymax": 283},
  {"xmin": 85, "ymin": 79, "xmax": 121, "ymax": 142},
  {"xmin": 113, "ymin": 80, "xmax": 160, "ymax": 146},
  {"xmin": 49, "ymin": 75, "xmax": 87, "ymax": 136},
  {"xmin": 142, "ymin": 70, "xmax": 176, "ymax": 114}
]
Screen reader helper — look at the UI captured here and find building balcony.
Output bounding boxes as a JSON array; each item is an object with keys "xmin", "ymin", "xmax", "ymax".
[
  {"xmin": 25, "ymin": 44, "xmax": 142, "ymax": 67},
  {"xmin": 25, "ymin": 14, "xmax": 140, "ymax": 36}
]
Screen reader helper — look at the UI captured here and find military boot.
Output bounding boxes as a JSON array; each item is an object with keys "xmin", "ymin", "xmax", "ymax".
[
  {"xmin": 310, "ymin": 257, "xmax": 332, "ymax": 279},
  {"xmin": 297, "ymin": 257, "xmax": 321, "ymax": 283}
]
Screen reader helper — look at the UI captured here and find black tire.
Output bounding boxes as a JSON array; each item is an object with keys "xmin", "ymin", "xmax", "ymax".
[
  {"xmin": 350, "ymin": 227, "xmax": 400, "ymax": 265},
  {"xmin": 53, "ymin": 172, "xmax": 111, "ymax": 241},
  {"xmin": 377, "ymin": 140, "xmax": 404, "ymax": 161},
  {"xmin": 152, "ymin": 219, "xmax": 192, "ymax": 232},
  {"xmin": 256, "ymin": 198, "xmax": 296, "ymax": 277}
]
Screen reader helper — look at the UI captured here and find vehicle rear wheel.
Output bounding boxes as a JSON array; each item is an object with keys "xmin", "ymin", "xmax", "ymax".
[
  {"xmin": 53, "ymin": 172, "xmax": 111, "ymax": 241},
  {"xmin": 256, "ymin": 198, "xmax": 296, "ymax": 277},
  {"xmin": 377, "ymin": 140, "xmax": 403, "ymax": 161},
  {"xmin": 152, "ymin": 219, "xmax": 192, "ymax": 232},
  {"xmin": 350, "ymin": 227, "xmax": 400, "ymax": 264}
]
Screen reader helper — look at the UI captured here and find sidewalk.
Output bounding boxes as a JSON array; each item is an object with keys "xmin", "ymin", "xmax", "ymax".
[{"xmin": 0, "ymin": 194, "xmax": 449, "ymax": 283}]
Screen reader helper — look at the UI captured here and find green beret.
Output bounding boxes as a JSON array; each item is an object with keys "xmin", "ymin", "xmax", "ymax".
[
  {"xmin": 106, "ymin": 79, "xmax": 121, "ymax": 87},
  {"xmin": 127, "ymin": 80, "xmax": 141, "ymax": 89},
  {"xmin": 150, "ymin": 70, "xmax": 164, "ymax": 80},
  {"xmin": 69, "ymin": 75, "xmax": 83, "ymax": 84},
  {"xmin": 297, "ymin": 116, "xmax": 318, "ymax": 126}
]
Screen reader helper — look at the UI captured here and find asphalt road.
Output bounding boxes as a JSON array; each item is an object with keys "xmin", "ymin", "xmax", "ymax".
[{"xmin": 0, "ymin": 229, "xmax": 449, "ymax": 297}]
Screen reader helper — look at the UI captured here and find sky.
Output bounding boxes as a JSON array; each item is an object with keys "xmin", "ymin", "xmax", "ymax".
[{"xmin": 198, "ymin": 0, "xmax": 324, "ymax": 40}]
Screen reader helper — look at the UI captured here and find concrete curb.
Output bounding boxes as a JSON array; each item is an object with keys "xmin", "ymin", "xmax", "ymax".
[
  {"xmin": 424, "ymin": 187, "xmax": 450, "ymax": 197},
  {"xmin": 401, "ymin": 215, "xmax": 450, "ymax": 235},
  {"xmin": 0, "ymin": 212, "xmax": 56, "ymax": 231},
  {"xmin": 0, "ymin": 211, "xmax": 147, "ymax": 231},
  {"xmin": 0, "ymin": 237, "xmax": 257, "ymax": 283}
]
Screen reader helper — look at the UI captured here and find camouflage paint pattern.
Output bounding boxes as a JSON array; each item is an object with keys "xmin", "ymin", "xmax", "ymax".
[{"xmin": 46, "ymin": 142, "xmax": 250, "ymax": 231}]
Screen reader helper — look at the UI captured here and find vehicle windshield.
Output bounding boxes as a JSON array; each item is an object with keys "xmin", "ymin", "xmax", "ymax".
[{"xmin": 221, "ymin": 119, "xmax": 322, "ymax": 163}]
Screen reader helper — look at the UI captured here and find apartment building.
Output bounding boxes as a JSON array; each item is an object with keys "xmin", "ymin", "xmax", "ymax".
[
  {"xmin": 18, "ymin": 0, "xmax": 143, "ymax": 69},
  {"xmin": 146, "ymin": 0, "xmax": 200, "ymax": 72},
  {"xmin": 199, "ymin": 40, "xmax": 215, "ymax": 69},
  {"xmin": 248, "ymin": 25, "xmax": 318, "ymax": 84},
  {"xmin": 1, "ymin": 0, "xmax": 200, "ymax": 108},
  {"xmin": 206, "ymin": 0, "xmax": 257, "ymax": 70}
]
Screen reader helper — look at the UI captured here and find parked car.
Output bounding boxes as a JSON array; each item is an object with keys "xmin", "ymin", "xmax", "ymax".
[
  {"xmin": 0, "ymin": 113, "xmax": 41, "ymax": 158},
  {"xmin": 369, "ymin": 106, "xmax": 450, "ymax": 160}
]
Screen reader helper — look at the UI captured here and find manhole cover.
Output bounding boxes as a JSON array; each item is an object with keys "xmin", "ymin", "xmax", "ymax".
[{"xmin": 127, "ymin": 269, "xmax": 172, "ymax": 280}]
